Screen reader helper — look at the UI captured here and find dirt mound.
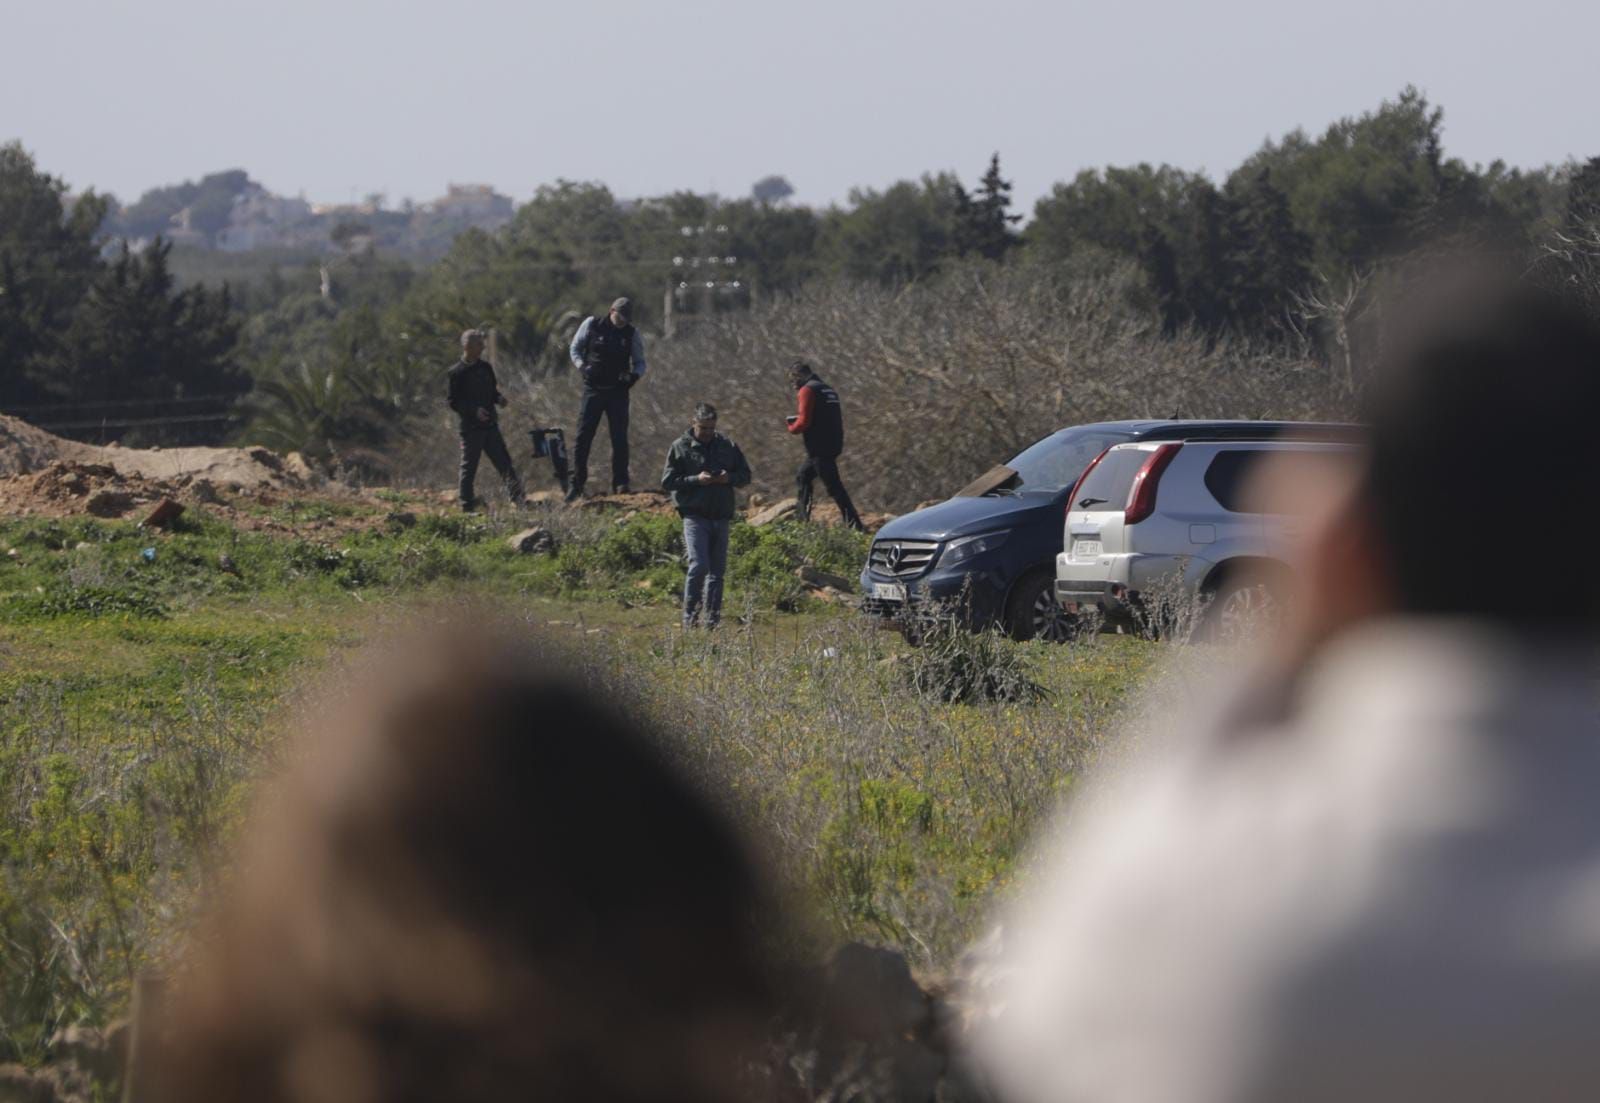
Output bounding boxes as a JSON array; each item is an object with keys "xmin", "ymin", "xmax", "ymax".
[
  {"xmin": 1, "ymin": 460, "xmax": 226, "ymax": 521},
  {"xmin": 0, "ymin": 414, "xmax": 315, "ymax": 490}
]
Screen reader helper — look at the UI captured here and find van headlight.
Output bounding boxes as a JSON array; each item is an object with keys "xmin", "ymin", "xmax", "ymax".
[{"xmin": 940, "ymin": 529, "xmax": 1010, "ymax": 567}]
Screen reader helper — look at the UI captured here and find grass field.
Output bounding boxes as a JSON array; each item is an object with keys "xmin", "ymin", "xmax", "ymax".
[{"xmin": 0, "ymin": 499, "xmax": 1157, "ymax": 1065}]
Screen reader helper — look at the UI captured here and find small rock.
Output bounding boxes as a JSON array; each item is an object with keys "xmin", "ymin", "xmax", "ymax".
[
  {"xmin": 633, "ymin": 579, "xmax": 653, "ymax": 590},
  {"xmin": 283, "ymin": 451, "xmax": 322, "ymax": 486},
  {"xmin": 585, "ymin": 627, "xmax": 604, "ymax": 636},
  {"xmin": 140, "ymin": 498, "xmax": 185, "ymax": 529},
  {"xmin": 507, "ymin": 527, "xmax": 556, "ymax": 555},
  {"xmin": 749, "ymin": 497, "xmax": 798, "ymax": 527},
  {"xmin": 73, "ymin": 542, "xmax": 93, "ymax": 553},
  {"xmin": 186, "ymin": 479, "xmax": 222, "ymax": 505},
  {"xmin": 85, "ymin": 489, "xmax": 133, "ymax": 518},
  {"xmin": 59, "ymin": 471, "xmax": 84, "ymax": 493},
  {"xmin": 385, "ymin": 511, "xmax": 418, "ymax": 530},
  {"xmin": 796, "ymin": 565, "xmax": 855, "ymax": 593}
]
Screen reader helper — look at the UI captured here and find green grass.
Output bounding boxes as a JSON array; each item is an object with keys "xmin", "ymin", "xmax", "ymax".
[{"xmin": 0, "ymin": 505, "xmax": 1157, "ymax": 1070}]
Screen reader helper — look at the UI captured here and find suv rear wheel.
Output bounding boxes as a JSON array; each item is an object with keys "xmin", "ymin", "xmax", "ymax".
[
  {"xmin": 1005, "ymin": 569, "xmax": 1077, "ymax": 643},
  {"xmin": 1203, "ymin": 570, "xmax": 1286, "ymax": 643}
]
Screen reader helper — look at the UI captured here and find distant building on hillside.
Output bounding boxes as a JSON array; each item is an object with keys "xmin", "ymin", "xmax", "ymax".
[
  {"xmin": 217, "ymin": 184, "xmax": 315, "ymax": 252},
  {"xmin": 426, "ymin": 183, "xmax": 514, "ymax": 225}
]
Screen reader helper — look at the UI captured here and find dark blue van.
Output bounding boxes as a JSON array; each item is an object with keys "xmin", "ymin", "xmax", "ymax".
[{"xmin": 858, "ymin": 420, "xmax": 1359, "ymax": 640}]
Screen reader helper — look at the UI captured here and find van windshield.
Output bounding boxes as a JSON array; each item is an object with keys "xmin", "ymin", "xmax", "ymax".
[{"xmin": 1005, "ymin": 430, "xmax": 1132, "ymax": 493}]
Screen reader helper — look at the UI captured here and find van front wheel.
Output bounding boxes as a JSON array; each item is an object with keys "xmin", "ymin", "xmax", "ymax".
[{"xmin": 1005, "ymin": 570, "xmax": 1077, "ymax": 643}]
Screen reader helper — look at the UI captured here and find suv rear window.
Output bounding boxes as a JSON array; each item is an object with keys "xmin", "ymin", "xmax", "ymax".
[
  {"xmin": 1073, "ymin": 447, "xmax": 1149, "ymax": 511},
  {"xmin": 1203, "ymin": 451, "xmax": 1261, "ymax": 513},
  {"xmin": 1204, "ymin": 447, "xmax": 1357, "ymax": 513}
]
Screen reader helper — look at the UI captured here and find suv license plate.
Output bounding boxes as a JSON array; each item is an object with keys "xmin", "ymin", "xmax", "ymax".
[
  {"xmin": 1073, "ymin": 540, "xmax": 1103, "ymax": 559},
  {"xmin": 872, "ymin": 582, "xmax": 906, "ymax": 601}
]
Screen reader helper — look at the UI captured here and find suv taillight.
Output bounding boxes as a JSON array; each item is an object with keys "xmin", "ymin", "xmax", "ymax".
[
  {"xmin": 1065, "ymin": 447, "xmax": 1112, "ymax": 518},
  {"xmin": 1123, "ymin": 443, "xmax": 1182, "ymax": 525}
]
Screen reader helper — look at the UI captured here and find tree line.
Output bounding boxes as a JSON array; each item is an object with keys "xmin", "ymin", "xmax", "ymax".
[{"xmin": 3, "ymin": 86, "xmax": 1599, "ymax": 461}]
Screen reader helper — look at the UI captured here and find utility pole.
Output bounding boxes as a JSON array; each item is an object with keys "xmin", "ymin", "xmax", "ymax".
[{"xmin": 669, "ymin": 221, "xmax": 747, "ymax": 325}]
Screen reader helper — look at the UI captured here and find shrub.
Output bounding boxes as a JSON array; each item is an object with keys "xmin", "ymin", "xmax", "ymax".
[{"xmin": 902, "ymin": 619, "xmax": 1049, "ymax": 705}]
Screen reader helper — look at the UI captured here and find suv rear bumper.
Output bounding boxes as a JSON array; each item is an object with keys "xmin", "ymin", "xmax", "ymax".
[{"xmin": 1055, "ymin": 552, "xmax": 1210, "ymax": 619}]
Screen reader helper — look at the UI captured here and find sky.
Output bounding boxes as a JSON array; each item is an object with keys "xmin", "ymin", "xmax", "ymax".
[{"xmin": 6, "ymin": 0, "xmax": 1598, "ymax": 213}]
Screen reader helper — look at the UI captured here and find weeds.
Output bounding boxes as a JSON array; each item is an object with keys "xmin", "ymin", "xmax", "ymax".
[{"xmin": 902, "ymin": 619, "xmax": 1050, "ymax": 705}]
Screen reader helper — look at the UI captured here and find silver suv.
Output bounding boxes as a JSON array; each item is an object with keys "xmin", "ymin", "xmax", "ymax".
[{"xmin": 1055, "ymin": 438, "xmax": 1360, "ymax": 630}]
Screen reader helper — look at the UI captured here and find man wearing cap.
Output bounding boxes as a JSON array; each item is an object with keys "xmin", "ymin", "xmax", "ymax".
[
  {"xmin": 661, "ymin": 403, "xmax": 751, "ymax": 629},
  {"xmin": 785, "ymin": 360, "xmax": 864, "ymax": 531},
  {"xmin": 446, "ymin": 329, "xmax": 524, "ymax": 511},
  {"xmin": 567, "ymin": 297, "xmax": 648, "ymax": 500}
]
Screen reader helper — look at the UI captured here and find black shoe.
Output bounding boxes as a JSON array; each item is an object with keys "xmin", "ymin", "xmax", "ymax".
[
  {"xmin": 460, "ymin": 499, "xmax": 480, "ymax": 513},
  {"xmin": 563, "ymin": 485, "xmax": 583, "ymax": 504},
  {"xmin": 612, "ymin": 484, "xmax": 631, "ymax": 495}
]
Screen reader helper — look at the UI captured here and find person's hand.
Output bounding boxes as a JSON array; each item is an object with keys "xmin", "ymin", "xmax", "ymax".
[
  {"xmin": 476, "ymin": 407, "xmax": 491, "ymax": 424},
  {"xmin": 624, "ymin": 372, "xmax": 641, "ymax": 389},
  {"xmin": 695, "ymin": 471, "xmax": 714, "ymax": 484}
]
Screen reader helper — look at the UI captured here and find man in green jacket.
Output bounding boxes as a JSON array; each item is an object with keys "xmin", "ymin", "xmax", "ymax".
[{"xmin": 661, "ymin": 403, "xmax": 752, "ymax": 628}]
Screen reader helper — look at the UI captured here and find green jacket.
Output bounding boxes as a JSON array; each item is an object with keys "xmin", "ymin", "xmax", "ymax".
[{"xmin": 661, "ymin": 430, "xmax": 752, "ymax": 520}]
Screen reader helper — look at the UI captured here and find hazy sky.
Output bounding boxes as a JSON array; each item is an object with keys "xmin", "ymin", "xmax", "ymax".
[{"xmin": 7, "ymin": 0, "xmax": 1597, "ymax": 212}]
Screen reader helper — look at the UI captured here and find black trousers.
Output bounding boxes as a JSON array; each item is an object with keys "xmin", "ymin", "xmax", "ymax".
[
  {"xmin": 572, "ymin": 387, "xmax": 630, "ymax": 492},
  {"xmin": 458, "ymin": 424, "xmax": 524, "ymax": 506},
  {"xmin": 796, "ymin": 453, "xmax": 863, "ymax": 530}
]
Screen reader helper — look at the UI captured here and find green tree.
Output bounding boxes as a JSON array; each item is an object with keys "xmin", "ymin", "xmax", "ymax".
[
  {"xmin": 0, "ymin": 143, "xmax": 107, "ymax": 407},
  {"xmin": 55, "ymin": 240, "xmax": 245, "ymax": 437},
  {"xmin": 820, "ymin": 174, "xmax": 962, "ymax": 284},
  {"xmin": 1222, "ymin": 169, "xmax": 1314, "ymax": 331},
  {"xmin": 954, "ymin": 153, "xmax": 1021, "ymax": 260}
]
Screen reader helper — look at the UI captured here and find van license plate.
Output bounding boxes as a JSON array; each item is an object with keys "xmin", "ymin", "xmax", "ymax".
[
  {"xmin": 1073, "ymin": 540, "xmax": 1103, "ymax": 559},
  {"xmin": 872, "ymin": 582, "xmax": 906, "ymax": 601}
]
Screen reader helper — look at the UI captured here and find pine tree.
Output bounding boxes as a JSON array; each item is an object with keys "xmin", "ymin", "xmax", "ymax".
[
  {"xmin": 1566, "ymin": 157, "xmax": 1600, "ymax": 231},
  {"xmin": 955, "ymin": 153, "xmax": 1021, "ymax": 260},
  {"xmin": 1224, "ymin": 169, "xmax": 1314, "ymax": 332}
]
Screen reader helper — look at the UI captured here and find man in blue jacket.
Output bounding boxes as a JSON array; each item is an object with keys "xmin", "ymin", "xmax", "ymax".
[
  {"xmin": 661, "ymin": 403, "xmax": 751, "ymax": 629},
  {"xmin": 567, "ymin": 297, "xmax": 648, "ymax": 501}
]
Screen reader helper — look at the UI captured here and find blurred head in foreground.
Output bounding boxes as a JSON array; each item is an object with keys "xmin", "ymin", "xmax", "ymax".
[
  {"xmin": 162, "ymin": 624, "xmax": 775, "ymax": 1103},
  {"xmin": 978, "ymin": 281, "xmax": 1600, "ymax": 1103}
]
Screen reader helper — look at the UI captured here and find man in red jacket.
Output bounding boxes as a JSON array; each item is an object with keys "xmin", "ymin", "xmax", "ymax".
[{"xmin": 785, "ymin": 360, "xmax": 864, "ymax": 531}]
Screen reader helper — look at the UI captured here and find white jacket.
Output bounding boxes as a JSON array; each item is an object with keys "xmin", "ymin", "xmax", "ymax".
[{"xmin": 978, "ymin": 621, "xmax": 1600, "ymax": 1103}]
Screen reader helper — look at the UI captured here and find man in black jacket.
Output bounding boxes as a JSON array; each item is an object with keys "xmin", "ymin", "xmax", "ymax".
[
  {"xmin": 567, "ymin": 297, "xmax": 648, "ymax": 500},
  {"xmin": 661, "ymin": 403, "xmax": 752, "ymax": 628},
  {"xmin": 446, "ymin": 329, "xmax": 524, "ymax": 511},
  {"xmin": 785, "ymin": 360, "xmax": 863, "ymax": 531}
]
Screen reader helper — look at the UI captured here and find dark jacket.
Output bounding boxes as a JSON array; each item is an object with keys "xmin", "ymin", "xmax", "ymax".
[
  {"xmin": 661, "ymin": 431, "xmax": 752, "ymax": 520},
  {"xmin": 446, "ymin": 358, "xmax": 504, "ymax": 430},
  {"xmin": 788, "ymin": 375, "xmax": 845, "ymax": 457},
  {"xmin": 574, "ymin": 315, "xmax": 644, "ymax": 390}
]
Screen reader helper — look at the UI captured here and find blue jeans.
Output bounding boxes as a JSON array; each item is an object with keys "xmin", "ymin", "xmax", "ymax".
[{"xmin": 682, "ymin": 516, "xmax": 730, "ymax": 627}]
